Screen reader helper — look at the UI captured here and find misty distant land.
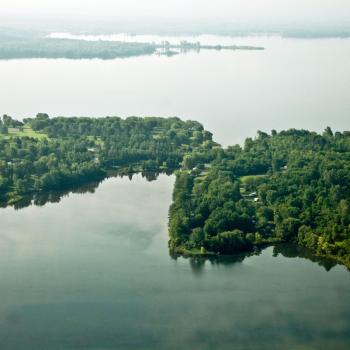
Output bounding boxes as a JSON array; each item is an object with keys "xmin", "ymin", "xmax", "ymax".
[{"xmin": 0, "ymin": 27, "xmax": 265, "ymax": 60}]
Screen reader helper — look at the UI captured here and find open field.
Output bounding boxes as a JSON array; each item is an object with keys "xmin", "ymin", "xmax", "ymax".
[{"xmin": 1, "ymin": 126, "xmax": 48, "ymax": 140}]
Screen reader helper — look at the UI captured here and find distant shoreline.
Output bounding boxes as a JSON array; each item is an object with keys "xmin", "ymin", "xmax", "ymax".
[{"xmin": 0, "ymin": 37, "xmax": 264, "ymax": 60}]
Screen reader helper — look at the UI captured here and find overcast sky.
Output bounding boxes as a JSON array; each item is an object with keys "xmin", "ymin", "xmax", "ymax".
[{"xmin": 1, "ymin": 0, "xmax": 350, "ymax": 22}]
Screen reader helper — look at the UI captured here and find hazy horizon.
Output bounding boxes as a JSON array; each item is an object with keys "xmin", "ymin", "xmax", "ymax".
[{"xmin": 1, "ymin": 0, "xmax": 350, "ymax": 23}]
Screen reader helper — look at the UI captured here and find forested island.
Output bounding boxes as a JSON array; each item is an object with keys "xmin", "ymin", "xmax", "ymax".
[
  {"xmin": 1, "ymin": 114, "xmax": 349, "ymax": 268},
  {"xmin": 0, "ymin": 38, "xmax": 263, "ymax": 59},
  {"xmin": 0, "ymin": 37, "xmax": 156, "ymax": 59},
  {"xmin": 0, "ymin": 28, "xmax": 263, "ymax": 59}
]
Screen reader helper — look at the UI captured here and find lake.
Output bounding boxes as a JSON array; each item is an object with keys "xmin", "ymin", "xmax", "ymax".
[
  {"xmin": 0, "ymin": 174, "xmax": 349, "ymax": 350},
  {"xmin": 1, "ymin": 35, "xmax": 350, "ymax": 349},
  {"xmin": 0, "ymin": 35, "xmax": 349, "ymax": 145}
]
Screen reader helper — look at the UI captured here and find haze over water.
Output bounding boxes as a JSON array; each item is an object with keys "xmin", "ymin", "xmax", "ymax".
[{"xmin": 1, "ymin": 35, "xmax": 349, "ymax": 145}]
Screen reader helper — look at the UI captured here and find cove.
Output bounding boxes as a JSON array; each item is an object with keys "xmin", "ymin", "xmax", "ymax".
[{"xmin": 0, "ymin": 174, "xmax": 349, "ymax": 350}]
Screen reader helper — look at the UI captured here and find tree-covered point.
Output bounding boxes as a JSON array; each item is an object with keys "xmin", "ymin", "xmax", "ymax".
[
  {"xmin": 0, "ymin": 35, "xmax": 263, "ymax": 60},
  {"xmin": 0, "ymin": 114, "xmax": 216, "ymax": 205},
  {"xmin": 169, "ymin": 128, "xmax": 350, "ymax": 268},
  {"xmin": 2, "ymin": 114, "xmax": 350, "ymax": 268},
  {"xmin": 0, "ymin": 37, "xmax": 156, "ymax": 59}
]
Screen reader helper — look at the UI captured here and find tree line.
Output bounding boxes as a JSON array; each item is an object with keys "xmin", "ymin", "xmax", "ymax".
[
  {"xmin": 169, "ymin": 127, "xmax": 350, "ymax": 268},
  {"xmin": 0, "ymin": 114, "xmax": 215, "ymax": 205},
  {"xmin": 2, "ymin": 114, "xmax": 349, "ymax": 268}
]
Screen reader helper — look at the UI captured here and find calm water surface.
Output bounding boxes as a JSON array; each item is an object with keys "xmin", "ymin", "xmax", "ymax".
[
  {"xmin": 0, "ymin": 175, "xmax": 349, "ymax": 350},
  {"xmin": 0, "ymin": 36, "xmax": 349, "ymax": 145},
  {"xmin": 1, "ymin": 35, "xmax": 350, "ymax": 349}
]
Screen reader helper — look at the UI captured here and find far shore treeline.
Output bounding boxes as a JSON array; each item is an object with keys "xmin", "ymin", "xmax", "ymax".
[
  {"xmin": 0, "ymin": 30, "xmax": 264, "ymax": 60},
  {"xmin": 0, "ymin": 114, "xmax": 349, "ymax": 268}
]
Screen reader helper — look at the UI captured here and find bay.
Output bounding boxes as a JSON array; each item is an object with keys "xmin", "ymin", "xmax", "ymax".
[
  {"xmin": 1, "ymin": 35, "xmax": 350, "ymax": 349},
  {"xmin": 0, "ymin": 175, "xmax": 349, "ymax": 349}
]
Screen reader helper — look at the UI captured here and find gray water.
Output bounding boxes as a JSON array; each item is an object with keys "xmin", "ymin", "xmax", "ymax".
[
  {"xmin": 1, "ymin": 36, "xmax": 350, "ymax": 349},
  {"xmin": 0, "ymin": 174, "xmax": 349, "ymax": 350},
  {"xmin": 0, "ymin": 36, "xmax": 349, "ymax": 145}
]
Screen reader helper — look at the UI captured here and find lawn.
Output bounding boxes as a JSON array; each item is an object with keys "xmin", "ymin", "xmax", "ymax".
[
  {"xmin": 239, "ymin": 174, "xmax": 268, "ymax": 184},
  {"xmin": 1, "ymin": 126, "xmax": 48, "ymax": 140}
]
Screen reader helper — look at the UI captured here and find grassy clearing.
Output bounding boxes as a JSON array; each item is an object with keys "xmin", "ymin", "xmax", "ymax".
[
  {"xmin": 87, "ymin": 135, "xmax": 103, "ymax": 146},
  {"xmin": 239, "ymin": 174, "xmax": 267, "ymax": 184},
  {"xmin": 1, "ymin": 126, "xmax": 48, "ymax": 140}
]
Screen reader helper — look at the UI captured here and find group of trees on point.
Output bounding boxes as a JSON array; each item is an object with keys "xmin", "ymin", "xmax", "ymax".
[
  {"xmin": 2, "ymin": 114, "xmax": 349, "ymax": 268},
  {"xmin": 169, "ymin": 127, "xmax": 350, "ymax": 268},
  {"xmin": 0, "ymin": 114, "xmax": 216, "ymax": 204}
]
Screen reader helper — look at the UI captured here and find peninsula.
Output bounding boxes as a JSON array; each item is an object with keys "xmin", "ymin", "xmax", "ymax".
[{"xmin": 1, "ymin": 114, "xmax": 349, "ymax": 268}]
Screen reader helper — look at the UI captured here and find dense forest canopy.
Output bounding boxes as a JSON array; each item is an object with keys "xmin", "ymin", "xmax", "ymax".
[
  {"xmin": 169, "ymin": 127, "xmax": 350, "ymax": 268},
  {"xmin": 0, "ymin": 114, "xmax": 216, "ymax": 204},
  {"xmin": 1, "ymin": 114, "xmax": 349, "ymax": 268}
]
